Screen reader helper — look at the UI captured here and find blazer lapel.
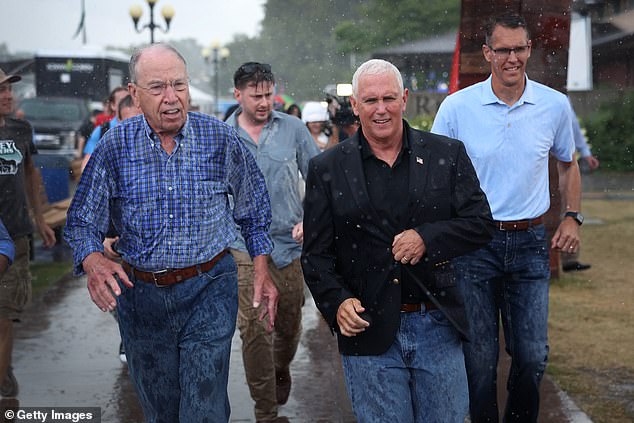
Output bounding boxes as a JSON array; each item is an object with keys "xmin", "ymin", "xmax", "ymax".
[
  {"xmin": 338, "ymin": 136, "xmax": 391, "ymax": 241},
  {"xmin": 403, "ymin": 125, "xmax": 431, "ymax": 226},
  {"xmin": 338, "ymin": 135, "xmax": 372, "ymax": 212}
]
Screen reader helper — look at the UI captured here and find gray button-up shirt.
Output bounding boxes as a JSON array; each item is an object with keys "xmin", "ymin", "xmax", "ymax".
[{"xmin": 226, "ymin": 108, "xmax": 320, "ymax": 268}]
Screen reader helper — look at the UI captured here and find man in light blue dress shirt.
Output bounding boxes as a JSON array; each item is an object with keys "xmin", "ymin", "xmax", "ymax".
[{"xmin": 432, "ymin": 14, "xmax": 582, "ymax": 423}]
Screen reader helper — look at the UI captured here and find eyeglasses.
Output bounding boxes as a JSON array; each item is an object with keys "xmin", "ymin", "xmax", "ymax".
[
  {"xmin": 488, "ymin": 45, "xmax": 530, "ymax": 57},
  {"xmin": 135, "ymin": 79, "xmax": 189, "ymax": 96}
]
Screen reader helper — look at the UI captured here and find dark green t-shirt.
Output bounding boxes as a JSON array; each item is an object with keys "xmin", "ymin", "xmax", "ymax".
[{"xmin": 0, "ymin": 117, "xmax": 36, "ymax": 239}]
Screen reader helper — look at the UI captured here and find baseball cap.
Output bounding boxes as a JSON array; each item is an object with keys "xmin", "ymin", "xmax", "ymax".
[
  {"xmin": 0, "ymin": 68, "xmax": 21, "ymax": 85},
  {"xmin": 302, "ymin": 101, "xmax": 329, "ymax": 123}
]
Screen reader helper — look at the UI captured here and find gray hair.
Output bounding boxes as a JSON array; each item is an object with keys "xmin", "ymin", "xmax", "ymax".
[
  {"xmin": 129, "ymin": 43, "xmax": 188, "ymax": 83},
  {"xmin": 351, "ymin": 59, "xmax": 404, "ymax": 98}
]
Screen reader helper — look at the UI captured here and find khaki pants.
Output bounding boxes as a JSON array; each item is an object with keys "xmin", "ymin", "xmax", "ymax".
[{"xmin": 231, "ymin": 249, "xmax": 304, "ymax": 421}]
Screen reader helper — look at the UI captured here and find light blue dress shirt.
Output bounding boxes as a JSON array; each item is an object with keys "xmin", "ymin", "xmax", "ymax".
[
  {"xmin": 226, "ymin": 109, "xmax": 320, "ymax": 268},
  {"xmin": 432, "ymin": 75, "xmax": 575, "ymax": 221},
  {"xmin": 0, "ymin": 219, "xmax": 14, "ymax": 265}
]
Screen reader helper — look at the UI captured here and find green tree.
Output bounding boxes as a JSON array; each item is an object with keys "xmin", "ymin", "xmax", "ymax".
[
  {"xmin": 335, "ymin": 0, "xmax": 460, "ymax": 54},
  {"xmin": 217, "ymin": 0, "xmax": 460, "ymax": 101},
  {"xmin": 585, "ymin": 91, "xmax": 634, "ymax": 171}
]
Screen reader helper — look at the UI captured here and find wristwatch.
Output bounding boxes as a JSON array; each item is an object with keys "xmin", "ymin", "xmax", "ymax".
[{"xmin": 564, "ymin": 211, "xmax": 584, "ymax": 226}]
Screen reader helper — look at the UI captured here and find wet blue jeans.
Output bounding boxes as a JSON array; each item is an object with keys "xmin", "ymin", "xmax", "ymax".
[
  {"xmin": 341, "ymin": 307, "xmax": 468, "ymax": 423},
  {"xmin": 454, "ymin": 224, "xmax": 550, "ymax": 423},
  {"xmin": 116, "ymin": 254, "xmax": 238, "ymax": 423}
]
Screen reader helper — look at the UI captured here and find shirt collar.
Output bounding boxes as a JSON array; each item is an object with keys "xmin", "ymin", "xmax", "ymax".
[
  {"xmin": 481, "ymin": 74, "xmax": 536, "ymax": 107},
  {"xmin": 141, "ymin": 113, "xmax": 190, "ymax": 146},
  {"xmin": 359, "ymin": 124, "xmax": 410, "ymax": 161}
]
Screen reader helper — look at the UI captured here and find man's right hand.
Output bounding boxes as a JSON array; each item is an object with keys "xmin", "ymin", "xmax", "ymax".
[
  {"xmin": 82, "ymin": 252, "xmax": 133, "ymax": 312},
  {"xmin": 336, "ymin": 298, "xmax": 370, "ymax": 337}
]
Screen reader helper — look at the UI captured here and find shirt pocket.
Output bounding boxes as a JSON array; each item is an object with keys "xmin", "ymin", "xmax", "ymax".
[
  {"xmin": 260, "ymin": 148, "xmax": 297, "ymax": 177},
  {"xmin": 185, "ymin": 180, "xmax": 227, "ymax": 221}
]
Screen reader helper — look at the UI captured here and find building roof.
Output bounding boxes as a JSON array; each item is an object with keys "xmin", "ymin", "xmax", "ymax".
[{"xmin": 593, "ymin": 9, "xmax": 634, "ymax": 47}]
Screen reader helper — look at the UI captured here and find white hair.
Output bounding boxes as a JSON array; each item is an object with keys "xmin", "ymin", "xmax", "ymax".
[{"xmin": 351, "ymin": 59, "xmax": 404, "ymax": 98}]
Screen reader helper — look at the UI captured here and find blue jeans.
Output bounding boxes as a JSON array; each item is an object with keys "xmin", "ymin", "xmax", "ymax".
[
  {"xmin": 454, "ymin": 224, "xmax": 550, "ymax": 423},
  {"xmin": 116, "ymin": 254, "xmax": 238, "ymax": 423},
  {"xmin": 341, "ymin": 307, "xmax": 468, "ymax": 423}
]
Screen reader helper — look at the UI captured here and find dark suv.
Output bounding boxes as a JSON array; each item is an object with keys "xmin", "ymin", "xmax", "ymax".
[{"xmin": 19, "ymin": 96, "xmax": 90, "ymax": 159}]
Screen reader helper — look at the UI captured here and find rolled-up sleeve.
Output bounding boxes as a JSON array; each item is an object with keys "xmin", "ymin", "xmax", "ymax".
[{"xmin": 64, "ymin": 149, "xmax": 112, "ymax": 274}]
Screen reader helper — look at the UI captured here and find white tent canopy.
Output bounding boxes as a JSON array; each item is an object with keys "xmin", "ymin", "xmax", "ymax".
[{"xmin": 189, "ymin": 85, "xmax": 215, "ymax": 115}]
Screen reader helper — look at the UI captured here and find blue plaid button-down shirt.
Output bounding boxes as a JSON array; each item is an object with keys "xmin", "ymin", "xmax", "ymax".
[{"xmin": 65, "ymin": 112, "xmax": 273, "ymax": 273}]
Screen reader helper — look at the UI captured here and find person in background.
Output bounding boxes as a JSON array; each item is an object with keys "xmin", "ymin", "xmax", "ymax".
[
  {"xmin": 431, "ymin": 14, "xmax": 582, "ymax": 423},
  {"xmin": 64, "ymin": 44, "xmax": 278, "ymax": 422},
  {"xmin": 285, "ymin": 103, "xmax": 301, "ymax": 119},
  {"xmin": 225, "ymin": 62, "xmax": 320, "ymax": 423},
  {"xmin": 94, "ymin": 93, "xmax": 116, "ymax": 127},
  {"xmin": 81, "ymin": 86, "xmax": 129, "ymax": 171},
  {"xmin": 573, "ymin": 114, "xmax": 599, "ymax": 172},
  {"xmin": 0, "ymin": 68, "xmax": 56, "ymax": 399},
  {"xmin": 223, "ymin": 103, "xmax": 240, "ymax": 122},
  {"xmin": 76, "ymin": 109, "xmax": 101, "ymax": 160},
  {"xmin": 302, "ymin": 101, "xmax": 336, "ymax": 151},
  {"xmin": 562, "ymin": 103, "xmax": 598, "ymax": 272},
  {"xmin": 302, "ymin": 58, "xmax": 494, "ymax": 422},
  {"xmin": 0, "ymin": 219, "xmax": 14, "ymax": 276}
]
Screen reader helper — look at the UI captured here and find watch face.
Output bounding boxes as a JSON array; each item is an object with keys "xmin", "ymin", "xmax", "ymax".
[{"xmin": 567, "ymin": 212, "xmax": 583, "ymax": 225}]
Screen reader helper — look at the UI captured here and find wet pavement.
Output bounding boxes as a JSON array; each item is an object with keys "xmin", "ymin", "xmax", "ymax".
[
  {"xmin": 7, "ymin": 273, "xmax": 355, "ymax": 423},
  {"xmin": 4, "ymin": 242, "xmax": 593, "ymax": 422}
]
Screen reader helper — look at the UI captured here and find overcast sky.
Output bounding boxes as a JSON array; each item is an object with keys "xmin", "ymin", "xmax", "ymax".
[{"xmin": 2, "ymin": 0, "xmax": 266, "ymax": 53}]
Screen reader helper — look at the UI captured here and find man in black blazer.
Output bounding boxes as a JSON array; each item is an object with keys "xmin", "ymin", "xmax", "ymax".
[{"xmin": 301, "ymin": 59, "xmax": 495, "ymax": 422}]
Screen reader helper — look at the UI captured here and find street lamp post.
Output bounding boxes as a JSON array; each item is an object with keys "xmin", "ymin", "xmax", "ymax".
[
  {"xmin": 129, "ymin": 0, "xmax": 175, "ymax": 44},
  {"xmin": 202, "ymin": 41, "xmax": 230, "ymax": 117}
]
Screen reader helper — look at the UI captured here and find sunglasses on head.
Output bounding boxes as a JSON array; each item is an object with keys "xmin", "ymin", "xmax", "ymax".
[{"xmin": 237, "ymin": 62, "xmax": 271, "ymax": 75}]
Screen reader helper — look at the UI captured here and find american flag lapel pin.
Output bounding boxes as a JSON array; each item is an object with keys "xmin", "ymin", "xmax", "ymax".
[{"xmin": 416, "ymin": 156, "xmax": 424, "ymax": 165}]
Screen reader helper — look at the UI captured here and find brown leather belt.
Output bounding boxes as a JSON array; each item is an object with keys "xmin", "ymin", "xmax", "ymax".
[
  {"xmin": 400, "ymin": 302, "xmax": 437, "ymax": 312},
  {"xmin": 122, "ymin": 250, "xmax": 228, "ymax": 287},
  {"xmin": 495, "ymin": 216, "xmax": 543, "ymax": 231}
]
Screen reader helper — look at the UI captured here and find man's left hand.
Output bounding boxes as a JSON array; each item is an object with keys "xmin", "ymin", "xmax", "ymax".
[
  {"xmin": 292, "ymin": 222, "xmax": 304, "ymax": 244},
  {"xmin": 252, "ymin": 255, "xmax": 279, "ymax": 332},
  {"xmin": 551, "ymin": 218, "xmax": 581, "ymax": 253},
  {"xmin": 36, "ymin": 219, "xmax": 56, "ymax": 248},
  {"xmin": 392, "ymin": 229, "xmax": 426, "ymax": 266}
]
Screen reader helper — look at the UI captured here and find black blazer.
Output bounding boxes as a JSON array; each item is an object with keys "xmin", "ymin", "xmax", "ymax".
[{"xmin": 301, "ymin": 121, "xmax": 495, "ymax": 356}]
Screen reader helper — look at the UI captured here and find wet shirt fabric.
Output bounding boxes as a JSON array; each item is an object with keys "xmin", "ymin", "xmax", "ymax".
[
  {"xmin": 225, "ymin": 109, "xmax": 320, "ymax": 268},
  {"xmin": 431, "ymin": 75, "xmax": 574, "ymax": 221},
  {"xmin": 65, "ymin": 112, "xmax": 273, "ymax": 273},
  {"xmin": 0, "ymin": 118, "xmax": 36, "ymax": 239},
  {"xmin": 0, "ymin": 218, "xmax": 15, "ymax": 264},
  {"xmin": 359, "ymin": 131, "xmax": 423, "ymax": 303}
]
